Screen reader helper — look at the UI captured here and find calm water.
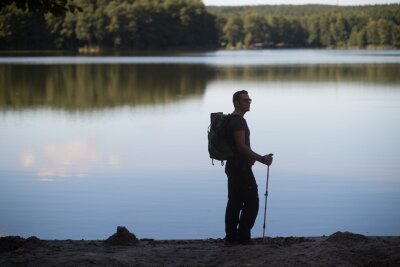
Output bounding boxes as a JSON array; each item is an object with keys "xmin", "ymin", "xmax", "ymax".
[{"xmin": 1, "ymin": 50, "xmax": 400, "ymax": 240}]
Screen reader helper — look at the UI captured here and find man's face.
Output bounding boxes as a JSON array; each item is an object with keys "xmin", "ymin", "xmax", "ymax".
[{"xmin": 237, "ymin": 93, "xmax": 252, "ymax": 112}]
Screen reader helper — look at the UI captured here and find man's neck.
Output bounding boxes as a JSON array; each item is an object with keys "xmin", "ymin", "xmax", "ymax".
[{"xmin": 232, "ymin": 109, "xmax": 246, "ymax": 117}]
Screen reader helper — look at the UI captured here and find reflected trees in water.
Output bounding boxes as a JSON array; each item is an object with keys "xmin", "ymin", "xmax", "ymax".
[
  {"xmin": 0, "ymin": 64, "xmax": 214, "ymax": 111},
  {"xmin": 1, "ymin": 62, "xmax": 399, "ymax": 111}
]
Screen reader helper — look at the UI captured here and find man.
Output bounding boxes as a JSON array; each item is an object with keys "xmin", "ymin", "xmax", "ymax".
[{"xmin": 225, "ymin": 90, "xmax": 273, "ymax": 245}]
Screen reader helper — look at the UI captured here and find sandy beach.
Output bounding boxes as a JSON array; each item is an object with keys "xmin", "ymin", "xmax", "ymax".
[{"xmin": 1, "ymin": 227, "xmax": 399, "ymax": 267}]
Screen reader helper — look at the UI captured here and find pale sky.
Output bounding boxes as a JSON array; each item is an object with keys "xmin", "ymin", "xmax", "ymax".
[{"xmin": 203, "ymin": 0, "xmax": 399, "ymax": 6}]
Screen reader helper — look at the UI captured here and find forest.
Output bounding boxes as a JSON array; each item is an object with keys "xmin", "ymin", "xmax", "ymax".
[{"xmin": 0, "ymin": 0, "xmax": 399, "ymax": 50}]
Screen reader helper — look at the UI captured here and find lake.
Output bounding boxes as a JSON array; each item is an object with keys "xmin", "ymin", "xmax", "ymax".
[{"xmin": 1, "ymin": 49, "xmax": 399, "ymax": 240}]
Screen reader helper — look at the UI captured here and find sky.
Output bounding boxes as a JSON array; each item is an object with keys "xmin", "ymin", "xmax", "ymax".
[{"xmin": 202, "ymin": 0, "xmax": 400, "ymax": 6}]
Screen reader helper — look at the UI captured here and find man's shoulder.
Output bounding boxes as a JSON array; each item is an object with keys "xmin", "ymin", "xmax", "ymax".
[
  {"xmin": 228, "ymin": 114, "xmax": 247, "ymax": 130},
  {"xmin": 229, "ymin": 114, "xmax": 246, "ymax": 122}
]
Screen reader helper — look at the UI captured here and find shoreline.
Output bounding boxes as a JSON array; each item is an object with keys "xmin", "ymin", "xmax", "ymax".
[
  {"xmin": 1, "ymin": 230, "xmax": 399, "ymax": 267},
  {"xmin": 0, "ymin": 46, "xmax": 399, "ymax": 55}
]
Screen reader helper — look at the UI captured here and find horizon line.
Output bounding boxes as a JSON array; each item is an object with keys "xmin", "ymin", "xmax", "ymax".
[{"xmin": 204, "ymin": 3, "xmax": 399, "ymax": 7}]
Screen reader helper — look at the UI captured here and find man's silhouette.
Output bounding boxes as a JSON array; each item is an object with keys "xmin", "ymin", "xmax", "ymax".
[{"xmin": 224, "ymin": 90, "xmax": 273, "ymax": 245}]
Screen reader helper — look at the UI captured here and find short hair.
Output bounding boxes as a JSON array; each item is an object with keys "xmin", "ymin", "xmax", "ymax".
[{"xmin": 232, "ymin": 90, "xmax": 248, "ymax": 103}]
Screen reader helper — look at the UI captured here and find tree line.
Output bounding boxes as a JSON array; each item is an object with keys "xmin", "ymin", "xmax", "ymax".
[
  {"xmin": 0, "ymin": 0, "xmax": 218, "ymax": 50},
  {"xmin": 212, "ymin": 4, "xmax": 400, "ymax": 49},
  {"xmin": 1, "ymin": 0, "xmax": 399, "ymax": 50}
]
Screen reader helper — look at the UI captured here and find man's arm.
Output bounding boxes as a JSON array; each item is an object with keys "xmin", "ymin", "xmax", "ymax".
[{"xmin": 233, "ymin": 130, "xmax": 273, "ymax": 165}]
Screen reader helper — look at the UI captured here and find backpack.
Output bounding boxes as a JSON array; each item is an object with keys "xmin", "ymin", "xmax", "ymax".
[{"xmin": 208, "ymin": 112, "xmax": 238, "ymax": 165}]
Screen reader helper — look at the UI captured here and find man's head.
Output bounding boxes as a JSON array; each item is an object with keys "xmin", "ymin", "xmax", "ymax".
[{"xmin": 233, "ymin": 90, "xmax": 252, "ymax": 114}]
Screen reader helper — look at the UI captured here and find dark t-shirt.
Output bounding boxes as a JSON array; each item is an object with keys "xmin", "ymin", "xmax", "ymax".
[{"xmin": 225, "ymin": 115, "xmax": 251, "ymax": 176}]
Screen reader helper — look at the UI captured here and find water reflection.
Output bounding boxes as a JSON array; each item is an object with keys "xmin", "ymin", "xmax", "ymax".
[
  {"xmin": 0, "ymin": 64, "xmax": 212, "ymax": 111},
  {"xmin": 1, "ymin": 52, "xmax": 400, "ymax": 239},
  {"xmin": 18, "ymin": 136, "xmax": 121, "ymax": 182},
  {"xmin": 217, "ymin": 64, "xmax": 400, "ymax": 84},
  {"xmin": 1, "ymin": 63, "xmax": 399, "ymax": 111}
]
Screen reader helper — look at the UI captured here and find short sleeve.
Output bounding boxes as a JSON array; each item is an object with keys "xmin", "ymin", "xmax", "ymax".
[{"xmin": 230, "ymin": 116, "xmax": 246, "ymax": 132}]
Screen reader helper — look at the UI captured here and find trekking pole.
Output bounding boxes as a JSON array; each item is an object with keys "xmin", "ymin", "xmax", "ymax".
[{"xmin": 262, "ymin": 164, "xmax": 271, "ymax": 241}]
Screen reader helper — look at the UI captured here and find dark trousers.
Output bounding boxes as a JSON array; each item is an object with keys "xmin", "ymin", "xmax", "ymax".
[{"xmin": 225, "ymin": 166, "xmax": 259, "ymax": 242}]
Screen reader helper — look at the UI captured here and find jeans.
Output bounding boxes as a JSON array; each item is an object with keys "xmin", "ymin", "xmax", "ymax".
[{"xmin": 225, "ymin": 165, "xmax": 259, "ymax": 242}]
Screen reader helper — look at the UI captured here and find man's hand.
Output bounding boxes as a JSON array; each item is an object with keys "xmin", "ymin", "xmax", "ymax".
[{"xmin": 262, "ymin": 154, "xmax": 274, "ymax": 166}]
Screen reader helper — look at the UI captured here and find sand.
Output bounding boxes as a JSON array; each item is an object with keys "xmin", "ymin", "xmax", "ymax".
[{"xmin": 1, "ymin": 227, "xmax": 399, "ymax": 267}]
